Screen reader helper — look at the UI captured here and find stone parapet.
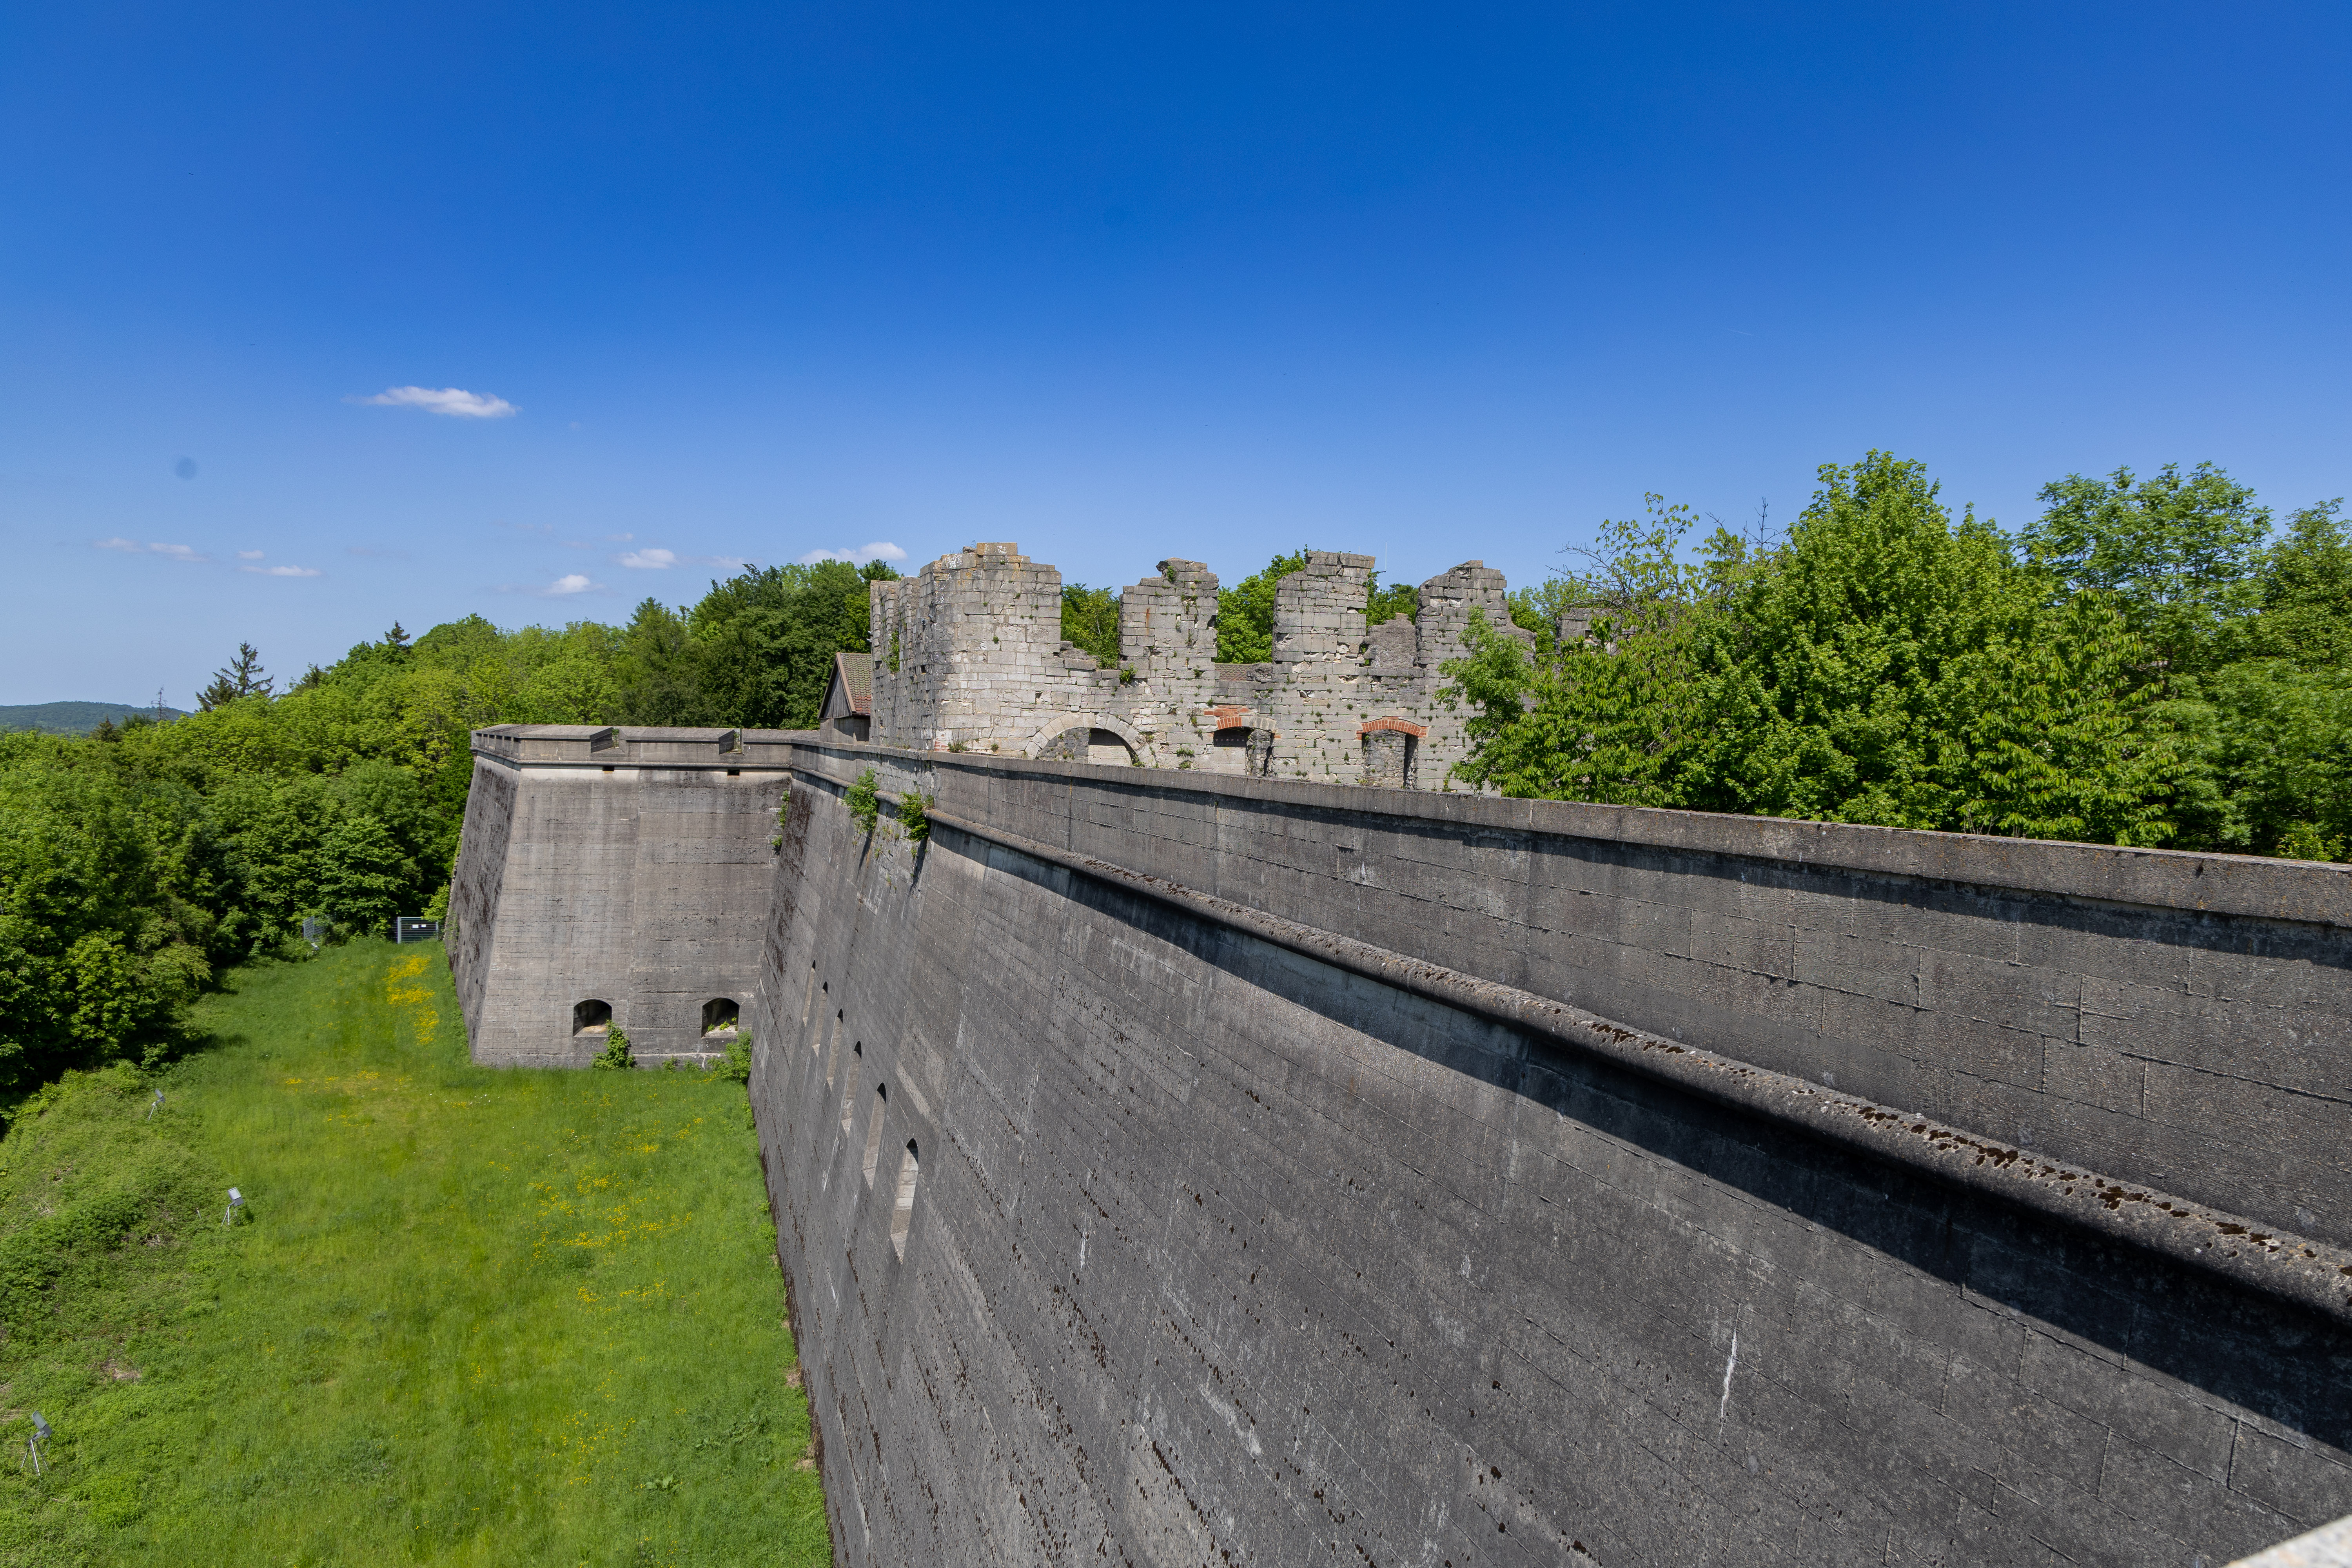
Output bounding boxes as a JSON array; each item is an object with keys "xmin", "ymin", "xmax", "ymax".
[{"xmin": 753, "ymin": 737, "xmax": 2352, "ymax": 1568}]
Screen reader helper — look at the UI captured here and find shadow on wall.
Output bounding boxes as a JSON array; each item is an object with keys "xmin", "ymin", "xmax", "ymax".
[{"xmin": 1002, "ymin": 838, "xmax": 2352, "ymax": 1462}]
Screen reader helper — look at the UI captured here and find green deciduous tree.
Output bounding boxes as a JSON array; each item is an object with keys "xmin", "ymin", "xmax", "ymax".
[
  {"xmin": 1060, "ymin": 585, "xmax": 1122, "ymax": 668},
  {"xmin": 1679, "ymin": 454, "xmax": 2178, "ymax": 842},
  {"xmin": 1447, "ymin": 495, "xmax": 1756, "ymax": 804},
  {"xmin": 614, "ymin": 599, "xmax": 708, "ymax": 725},
  {"xmin": 1214, "ymin": 550, "xmax": 1309, "ymax": 664},
  {"xmin": 316, "ymin": 814, "xmax": 416, "ymax": 939},
  {"xmin": 1364, "ymin": 574, "xmax": 1418, "ymax": 627},
  {"xmin": 692, "ymin": 560, "xmax": 899, "ymax": 728},
  {"xmin": 2245, "ymin": 500, "xmax": 2352, "ymax": 670},
  {"xmin": 2021, "ymin": 463, "xmax": 2269, "ymax": 677},
  {"xmin": 1450, "ymin": 456, "xmax": 2194, "ymax": 846}
]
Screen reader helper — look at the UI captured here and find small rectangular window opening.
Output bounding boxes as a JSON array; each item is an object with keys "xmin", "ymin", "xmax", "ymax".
[
  {"xmin": 727, "ymin": 769, "xmax": 741, "ymax": 777},
  {"xmin": 890, "ymin": 1140, "xmax": 920, "ymax": 1260},
  {"xmin": 601, "ymin": 766, "xmax": 616, "ymax": 773},
  {"xmin": 862, "ymin": 1085, "xmax": 888, "ymax": 1187}
]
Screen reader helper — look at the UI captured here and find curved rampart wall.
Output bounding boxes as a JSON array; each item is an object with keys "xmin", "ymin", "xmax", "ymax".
[{"xmin": 751, "ymin": 741, "xmax": 2352, "ymax": 1567}]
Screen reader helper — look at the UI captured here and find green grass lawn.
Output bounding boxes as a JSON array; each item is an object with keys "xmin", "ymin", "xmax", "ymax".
[{"xmin": 0, "ymin": 940, "xmax": 828, "ymax": 1567}]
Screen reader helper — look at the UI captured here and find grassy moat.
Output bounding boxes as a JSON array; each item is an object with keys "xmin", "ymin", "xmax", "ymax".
[{"xmin": 0, "ymin": 942, "xmax": 828, "ymax": 1567}]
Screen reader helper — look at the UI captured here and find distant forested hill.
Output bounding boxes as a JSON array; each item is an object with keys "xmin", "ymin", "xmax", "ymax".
[{"xmin": 0, "ymin": 700, "xmax": 188, "ymax": 734}]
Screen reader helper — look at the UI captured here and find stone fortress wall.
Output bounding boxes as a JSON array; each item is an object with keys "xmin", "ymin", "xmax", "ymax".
[
  {"xmin": 443, "ymin": 712, "xmax": 2352, "ymax": 1565},
  {"xmin": 447, "ymin": 724, "xmax": 795, "ymax": 1065},
  {"xmin": 747, "ymin": 741, "xmax": 2352, "ymax": 1568},
  {"xmin": 866, "ymin": 541, "xmax": 1532, "ymax": 788}
]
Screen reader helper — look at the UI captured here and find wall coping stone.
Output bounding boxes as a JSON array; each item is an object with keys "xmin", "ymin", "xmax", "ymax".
[
  {"xmin": 791, "ymin": 735, "xmax": 2352, "ymax": 929},
  {"xmin": 473, "ymin": 724, "xmax": 799, "ymax": 771}
]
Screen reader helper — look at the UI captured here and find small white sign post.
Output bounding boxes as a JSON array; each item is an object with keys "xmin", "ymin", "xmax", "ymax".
[
  {"xmin": 224, "ymin": 1187, "xmax": 243, "ymax": 1227},
  {"xmin": 27, "ymin": 1413, "xmax": 49, "ymax": 1476}
]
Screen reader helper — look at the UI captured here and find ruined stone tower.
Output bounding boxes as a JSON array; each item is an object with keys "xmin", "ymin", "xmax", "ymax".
[{"xmin": 860, "ymin": 542, "xmax": 1532, "ymax": 789}]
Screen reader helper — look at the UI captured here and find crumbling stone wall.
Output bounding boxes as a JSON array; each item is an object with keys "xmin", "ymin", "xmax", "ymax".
[{"xmin": 867, "ymin": 542, "xmax": 1533, "ymax": 789}]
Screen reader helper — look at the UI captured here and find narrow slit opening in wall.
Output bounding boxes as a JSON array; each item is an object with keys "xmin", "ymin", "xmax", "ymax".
[
  {"xmin": 890, "ymin": 1140, "xmax": 918, "ymax": 1260},
  {"xmin": 862, "ymin": 1085, "xmax": 888, "ymax": 1187},
  {"xmin": 840, "ymin": 1044, "xmax": 860, "ymax": 1134},
  {"xmin": 824, "ymin": 1011, "xmax": 844, "ymax": 1081}
]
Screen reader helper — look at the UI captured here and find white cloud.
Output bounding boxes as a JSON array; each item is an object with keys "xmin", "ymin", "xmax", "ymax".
[
  {"xmin": 96, "ymin": 538, "xmax": 208, "ymax": 562},
  {"xmin": 541, "ymin": 573, "xmax": 597, "ymax": 595},
  {"xmin": 353, "ymin": 385, "xmax": 519, "ymax": 419},
  {"xmin": 617, "ymin": 548, "xmax": 678, "ymax": 569},
  {"xmin": 241, "ymin": 563, "xmax": 323, "ymax": 578},
  {"xmin": 797, "ymin": 541, "xmax": 908, "ymax": 566},
  {"xmin": 237, "ymin": 549, "xmax": 266, "ymax": 560}
]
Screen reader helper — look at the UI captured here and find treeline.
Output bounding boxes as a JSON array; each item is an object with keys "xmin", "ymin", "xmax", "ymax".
[
  {"xmin": 1449, "ymin": 453, "xmax": 2351, "ymax": 858},
  {"xmin": 0, "ymin": 559, "xmax": 897, "ymax": 1096},
  {"xmin": 8, "ymin": 456, "xmax": 2344, "ymax": 1095}
]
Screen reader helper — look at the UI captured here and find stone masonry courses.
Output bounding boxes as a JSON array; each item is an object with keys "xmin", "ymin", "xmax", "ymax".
[{"xmin": 864, "ymin": 541, "xmax": 1534, "ymax": 789}]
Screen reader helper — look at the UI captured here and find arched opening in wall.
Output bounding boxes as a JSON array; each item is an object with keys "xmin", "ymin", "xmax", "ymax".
[
  {"xmin": 1212, "ymin": 726, "xmax": 1251, "ymax": 770},
  {"xmin": 573, "ymin": 1000, "xmax": 611, "ymax": 1036},
  {"xmin": 890, "ymin": 1140, "xmax": 919, "ymax": 1260},
  {"xmin": 701, "ymin": 998, "xmax": 739, "ymax": 1037},
  {"xmin": 1041, "ymin": 726, "xmax": 1140, "ymax": 766},
  {"xmin": 863, "ymin": 1085, "xmax": 889, "ymax": 1186}
]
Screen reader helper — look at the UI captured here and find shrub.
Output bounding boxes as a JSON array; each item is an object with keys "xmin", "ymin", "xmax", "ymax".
[
  {"xmin": 900, "ymin": 792, "xmax": 933, "ymax": 844},
  {"xmin": 719, "ymin": 1031, "xmax": 753, "ymax": 1083},
  {"xmin": 846, "ymin": 769, "xmax": 880, "ymax": 835},
  {"xmin": 591, "ymin": 1025, "xmax": 635, "ymax": 1070}
]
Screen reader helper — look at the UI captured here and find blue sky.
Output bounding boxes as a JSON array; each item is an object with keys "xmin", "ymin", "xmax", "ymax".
[{"xmin": 5, "ymin": 2, "xmax": 2348, "ymax": 706}]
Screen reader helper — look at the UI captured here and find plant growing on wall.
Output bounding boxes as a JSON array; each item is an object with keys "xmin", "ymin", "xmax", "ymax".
[
  {"xmin": 900, "ymin": 792, "xmax": 934, "ymax": 844},
  {"xmin": 846, "ymin": 768, "xmax": 880, "ymax": 834},
  {"xmin": 592, "ymin": 1026, "xmax": 634, "ymax": 1070}
]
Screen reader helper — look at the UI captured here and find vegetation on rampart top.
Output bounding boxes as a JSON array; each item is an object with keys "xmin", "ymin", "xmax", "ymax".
[
  {"xmin": 1445, "ymin": 452, "xmax": 2352, "ymax": 858},
  {"xmin": 0, "ymin": 940, "xmax": 824, "ymax": 1568}
]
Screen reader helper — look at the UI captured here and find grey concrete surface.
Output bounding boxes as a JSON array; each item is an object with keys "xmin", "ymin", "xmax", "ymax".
[
  {"xmin": 449, "ymin": 725, "xmax": 2352, "ymax": 1563},
  {"xmin": 447, "ymin": 725, "xmax": 793, "ymax": 1065},
  {"xmin": 750, "ymin": 741, "xmax": 2351, "ymax": 1567}
]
